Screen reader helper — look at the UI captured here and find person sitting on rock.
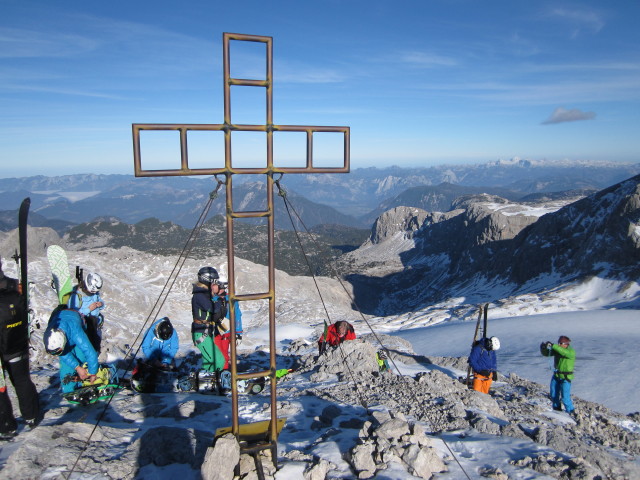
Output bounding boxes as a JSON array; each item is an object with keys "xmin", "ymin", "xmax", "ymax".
[
  {"xmin": 468, "ymin": 336, "xmax": 500, "ymax": 394},
  {"xmin": 318, "ymin": 320, "xmax": 356, "ymax": 354},
  {"xmin": 141, "ymin": 317, "xmax": 179, "ymax": 370}
]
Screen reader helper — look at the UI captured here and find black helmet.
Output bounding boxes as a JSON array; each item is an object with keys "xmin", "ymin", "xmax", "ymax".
[
  {"xmin": 155, "ymin": 318, "xmax": 173, "ymax": 341},
  {"xmin": 198, "ymin": 266, "xmax": 219, "ymax": 286}
]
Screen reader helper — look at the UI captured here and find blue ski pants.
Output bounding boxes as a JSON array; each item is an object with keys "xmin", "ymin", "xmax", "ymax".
[{"xmin": 550, "ymin": 376, "xmax": 574, "ymax": 413}]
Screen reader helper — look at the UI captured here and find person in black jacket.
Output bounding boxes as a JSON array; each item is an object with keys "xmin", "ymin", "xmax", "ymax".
[
  {"xmin": 191, "ymin": 267, "xmax": 227, "ymax": 374},
  {"xmin": 0, "ymin": 258, "xmax": 40, "ymax": 439}
]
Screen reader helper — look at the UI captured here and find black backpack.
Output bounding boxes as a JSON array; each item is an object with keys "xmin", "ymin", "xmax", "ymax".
[{"xmin": 0, "ymin": 278, "xmax": 29, "ymax": 358}]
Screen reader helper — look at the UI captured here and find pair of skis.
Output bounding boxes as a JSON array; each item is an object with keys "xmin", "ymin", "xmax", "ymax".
[
  {"xmin": 465, "ymin": 303, "xmax": 488, "ymax": 387},
  {"xmin": 1, "ymin": 198, "xmax": 31, "ymax": 391}
]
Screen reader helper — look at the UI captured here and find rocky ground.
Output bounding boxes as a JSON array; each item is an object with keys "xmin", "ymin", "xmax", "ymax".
[
  {"xmin": 206, "ymin": 337, "xmax": 640, "ymax": 479},
  {"xmin": 283, "ymin": 337, "xmax": 640, "ymax": 480},
  {"xmin": 2, "ymin": 337, "xmax": 639, "ymax": 480}
]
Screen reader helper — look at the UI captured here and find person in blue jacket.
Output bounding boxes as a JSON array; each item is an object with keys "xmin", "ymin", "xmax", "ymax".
[
  {"xmin": 468, "ymin": 336, "xmax": 500, "ymax": 394},
  {"xmin": 43, "ymin": 307, "xmax": 99, "ymax": 394},
  {"xmin": 67, "ymin": 272, "xmax": 105, "ymax": 354},
  {"xmin": 141, "ymin": 317, "xmax": 179, "ymax": 369}
]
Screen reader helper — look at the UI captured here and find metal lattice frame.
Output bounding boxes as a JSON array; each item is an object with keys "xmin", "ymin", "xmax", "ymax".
[{"xmin": 132, "ymin": 32, "xmax": 350, "ymax": 463}]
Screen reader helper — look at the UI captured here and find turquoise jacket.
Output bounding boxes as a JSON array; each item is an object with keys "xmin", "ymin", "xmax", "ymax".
[{"xmin": 45, "ymin": 308, "xmax": 99, "ymax": 376}]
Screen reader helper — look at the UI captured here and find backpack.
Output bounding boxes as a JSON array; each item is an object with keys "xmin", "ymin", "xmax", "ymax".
[
  {"xmin": 0, "ymin": 278, "xmax": 29, "ymax": 358},
  {"xmin": 67, "ymin": 285, "xmax": 83, "ymax": 310}
]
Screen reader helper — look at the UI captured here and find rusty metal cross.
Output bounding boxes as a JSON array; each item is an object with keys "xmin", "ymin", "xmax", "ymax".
[{"xmin": 132, "ymin": 32, "xmax": 350, "ymax": 463}]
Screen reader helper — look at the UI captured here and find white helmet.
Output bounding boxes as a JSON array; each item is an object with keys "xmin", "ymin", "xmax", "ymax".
[
  {"xmin": 488, "ymin": 336, "xmax": 501, "ymax": 351},
  {"xmin": 44, "ymin": 328, "xmax": 67, "ymax": 356},
  {"xmin": 85, "ymin": 273, "xmax": 103, "ymax": 294}
]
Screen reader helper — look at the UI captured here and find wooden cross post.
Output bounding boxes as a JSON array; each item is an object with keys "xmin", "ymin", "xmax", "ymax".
[{"xmin": 132, "ymin": 32, "xmax": 349, "ymax": 462}]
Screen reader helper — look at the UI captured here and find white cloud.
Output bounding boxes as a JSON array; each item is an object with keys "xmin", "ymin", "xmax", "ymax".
[
  {"xmin": 542, "ymin": 107, "xmax": 596, "ymax": 125},
  {"xmin": 0, "ymin": 27, "xmax": 99, "ymax": 58},
  {"xmin": 547, "ymin": 7, "xmax": 605, "ymax": 37}
]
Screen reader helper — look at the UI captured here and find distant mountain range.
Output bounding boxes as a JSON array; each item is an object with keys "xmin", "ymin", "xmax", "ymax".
[
  {"xmin": 0, "ymin": 159, "xmax": 638, "ymax": 233},
  {"xmin": 2, "ymin": 163, "xmax": 639, "ymax": 320},
  {"xmin": 61, "ymin": 215, "xmax": 369, "ymax": 277}
]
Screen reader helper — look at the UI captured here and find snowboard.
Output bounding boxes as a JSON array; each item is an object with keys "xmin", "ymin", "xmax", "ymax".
[
  {"xmin": 62, "ymin": 363, "xmax": 121, "ymax": 405},
  {"xmin": 127, "ymin": 363, "xmax": 268, "ymax": 395},
  {"xmin": 194, "ymin": 371, "xmax": 267, "ymax": 395},
  {"xmin": 63, "ymin": 384, "xmax": 122, "ymax": 406},
  {"xmin": 47, "ymin": 245, "xmax": 73, "ymax": 305},
  {"xmin": 128, "ymin": 368, "xmax": 195, "ymax": 394}
]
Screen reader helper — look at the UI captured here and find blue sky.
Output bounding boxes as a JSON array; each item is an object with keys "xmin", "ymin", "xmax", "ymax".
[{"xmin": 2, "ymin": 0, "xmax": 639, "ymax": 177}]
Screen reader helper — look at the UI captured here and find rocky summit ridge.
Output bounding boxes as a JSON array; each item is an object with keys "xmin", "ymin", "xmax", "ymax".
[{"xmin": 339, "ymin": 175, "xmax": 640, "ymax": 315}]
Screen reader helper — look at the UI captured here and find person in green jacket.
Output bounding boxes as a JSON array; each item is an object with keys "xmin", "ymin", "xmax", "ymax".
[{"xmin": 540, "ymin": 335, "xmax": 576, "ymax": 414}]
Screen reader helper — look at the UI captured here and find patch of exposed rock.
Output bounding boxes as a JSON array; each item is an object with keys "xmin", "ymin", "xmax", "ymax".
[{"xmin": 287, "ymin": 339, "xmax": 640, "ymax": 480}]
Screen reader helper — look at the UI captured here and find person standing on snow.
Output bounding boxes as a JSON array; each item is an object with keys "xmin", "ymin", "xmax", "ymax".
[
  {"xmin": 0, "ymin": 258, "xmax": 40, "ymax": 439},
  {"xmin": 540, "ymin": 335, "xmax": 576, "ymax": 415},
  {"xmin": 67, "ymin": 272, "xmax": 105, "ymax": 354},
  {"xmin": 318, "ymin": 320, "xmax": 356, "ymax": 354},
  {"xmin": 191, "ymin": 267, "xmax": 242, "ymax": 392},
  {"xmin": 43, "ymin": 307, "xmax": 100, "ymax": 395},
  {"xmin": 468, "ymin": 336, "xmax": 500, "ymax": 394}
]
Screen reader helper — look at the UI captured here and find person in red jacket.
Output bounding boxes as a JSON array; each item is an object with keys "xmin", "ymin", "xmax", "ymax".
[{"xmin": 318, "ymin": 320, "xmax": 356, "ymax": 354}]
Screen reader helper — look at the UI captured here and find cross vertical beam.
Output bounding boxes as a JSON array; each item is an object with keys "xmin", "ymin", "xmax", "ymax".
[{"xmin": 132, "ymin": 32, "xmax": 349, "ymax": 467}]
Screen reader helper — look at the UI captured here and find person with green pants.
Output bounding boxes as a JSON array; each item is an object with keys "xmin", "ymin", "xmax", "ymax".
[{"xmin": 191, "ymin": 267, "xmax": 227, "ymax": 388}]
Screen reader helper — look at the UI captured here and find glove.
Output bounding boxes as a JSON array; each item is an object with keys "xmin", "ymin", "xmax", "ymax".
[
  {"xmin": 492, "ymin": 371, "xmax": 498, "ymax": 381},
  {"xmin": 545, "ymin": 341, "xmax": 553, "ymax": 349},
  {"xmin": 236, "ymin": 334, "xmax": 242, "ymax": 345}
]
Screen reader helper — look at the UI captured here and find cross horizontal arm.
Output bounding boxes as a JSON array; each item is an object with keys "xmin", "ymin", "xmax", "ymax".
[{"xmin": 132, "ymin": 123, "xmax": 349, "ymax": 176}]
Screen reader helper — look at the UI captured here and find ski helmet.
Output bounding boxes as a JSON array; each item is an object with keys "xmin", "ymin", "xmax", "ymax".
[
  {"xmin": 488, "ymin": 336, "xmax": 501, "ymax": 351},
  {"xmin": 197, "ymin": 266, "xmax": 219, "ymax": 286},
  {"xmin": 44, "ymin": 328, "xmax": 67, "ymax": 356},
  {"xmin": 154, "ymin": 318, "xmax": 174, "ymax": 341},
  {"xmin": 85, "ymin": 272, "xmax": 103, "ymax": 294}
]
